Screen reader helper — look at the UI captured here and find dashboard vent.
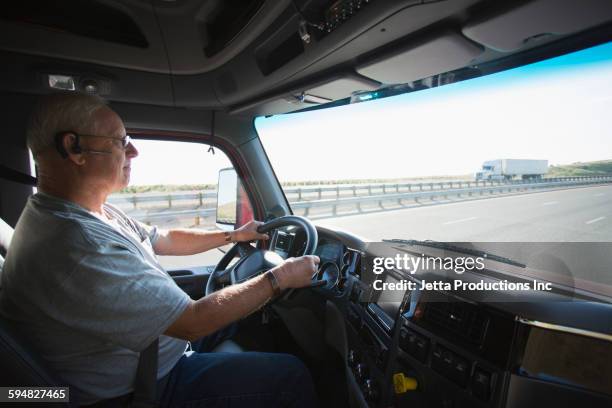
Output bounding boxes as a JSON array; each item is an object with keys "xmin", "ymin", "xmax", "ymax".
[
  {"xmin": 345, "ymin": 249, "xmax": 361, "ymax": 277},
  {"xmin": 423, "ymin": 301, "xmax": 489, "ymax": 345}
]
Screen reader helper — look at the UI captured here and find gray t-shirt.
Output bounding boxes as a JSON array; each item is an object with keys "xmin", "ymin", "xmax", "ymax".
[{"xmin": 0, "ymin": 193, "xmax": 191, "ymax": 404}]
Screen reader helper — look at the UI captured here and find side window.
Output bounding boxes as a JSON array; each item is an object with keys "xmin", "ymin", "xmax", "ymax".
[{"xmin": 109, "ymin": 139, "xmax": 253, "ymax": 270}]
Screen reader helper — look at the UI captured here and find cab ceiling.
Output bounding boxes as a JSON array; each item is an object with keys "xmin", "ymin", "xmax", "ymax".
[{"xmin": 0, "ymin": 0, "xmax": 610, "ymax": 116}]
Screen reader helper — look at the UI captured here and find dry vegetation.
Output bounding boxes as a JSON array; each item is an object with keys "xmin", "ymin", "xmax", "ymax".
[{"xmin": 119, "ymin": 160, "xmax": 612, "ymax": 194}]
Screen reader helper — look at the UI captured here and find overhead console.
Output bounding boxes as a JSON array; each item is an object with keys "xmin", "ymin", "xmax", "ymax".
[
  {"xmin": 2, "ymin": 0, "xmax": 612, "ymax": 112},
  {"xmin": 226, "ymin": 0, "xmax": 487, "ymax": 111},
  {"xmin": 225, "ymin": 0, "xmax": 612, "ymax": 113},
  {"xmin": 154, "ymin": 0, "xmax": 291, "ymax": 75},
  {"xmin": 255, "ymin": 0, "xmax": 380, "ymax": 75},
  {"xmin": 305, "ymin": 0, "xmax": 381, "ymax": 37}
]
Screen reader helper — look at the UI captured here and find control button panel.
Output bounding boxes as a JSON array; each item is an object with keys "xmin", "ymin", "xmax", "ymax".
[
  {"xmin": 363, "ymin": 378, "xmax": 380, "ymax": 402},
  {"xmin": 472, "ymin": 367, "xmax": 492, "ymax": 401},
  {"xmin": 323, "ymin": 0, "xmax": 375, "ymax": 34},
  {"xmin": 431, "ymin": 344, "xmax": 472, "ymax": 388},
  {"xmin": 399, "ymin": 328, "xmax": 430, "ymax": 363}
]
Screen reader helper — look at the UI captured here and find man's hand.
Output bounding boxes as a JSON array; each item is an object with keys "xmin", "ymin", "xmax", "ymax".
[
  {"xmin": 166, "ymin": 254, "xmax": 322, "ymax": 341},
  {"xmin": 273, "ymin": 255, "xmax": 321, "ymax": 290},
  {"xmin": 232, "ymin": 220, "xmax": 269, "ymax": 242}
]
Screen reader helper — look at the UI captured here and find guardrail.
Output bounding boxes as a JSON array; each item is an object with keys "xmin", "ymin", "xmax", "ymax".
[
  {"xmin": 109, "ymin": 191, "xmax": 217, "ymax": 209},
  {"xmin": 291, "ymin": 176, "xmax": 612, "ymax": 216},
  {"xmin": 109, "ymin": 176, "xmax": 612, "ymax": 223},
  {"xmin": 289, "ymin": 176, "xmax": 611, "ymax": 198}
]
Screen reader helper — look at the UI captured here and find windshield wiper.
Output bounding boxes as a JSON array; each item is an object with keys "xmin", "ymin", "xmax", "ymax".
[{"xmin": 382, "ymin": 239, "xmax": 526, "ymax": 268}]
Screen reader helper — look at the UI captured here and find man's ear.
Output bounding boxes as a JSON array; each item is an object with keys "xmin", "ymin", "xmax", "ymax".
[{"xmin": 59, "ymin": 132, "xmax": 86, "ymax": 165}]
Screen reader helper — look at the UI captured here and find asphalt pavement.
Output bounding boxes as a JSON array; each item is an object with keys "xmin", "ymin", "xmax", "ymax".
[{"xmin": 316, "ymin": 185, "xmax": 612, "ymax": 242}]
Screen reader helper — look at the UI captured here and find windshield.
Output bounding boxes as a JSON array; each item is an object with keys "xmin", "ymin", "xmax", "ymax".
[{"xmin": 255, "ymin": 41, "xmax": 612, "ymax": 294}]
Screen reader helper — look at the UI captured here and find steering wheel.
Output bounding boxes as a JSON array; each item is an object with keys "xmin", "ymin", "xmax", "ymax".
[{"xmin": 205, "ymin": 215, "xmax": 318, "ymax": 296}]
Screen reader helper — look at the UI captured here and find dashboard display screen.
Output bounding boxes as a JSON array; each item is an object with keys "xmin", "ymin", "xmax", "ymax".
[
  {"xmin": 275, "ymin": 232, "xmax": 293, "ymax": 251},
  {"xmin": 316, "ymin": 242, "xmax": 342, "ymax": 262}
]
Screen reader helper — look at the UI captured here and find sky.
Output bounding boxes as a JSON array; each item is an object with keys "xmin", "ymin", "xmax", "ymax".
[
  {"xmin": 129, "ymin": 139, "xmax": 232, "ymax": 186},
  {"xmin": 256, "ymin": 41, "xmax": 612, "ymax": 183},
  {"xmin": 128, "ymin": 41, "xmax": 612, "ymax": 186}
]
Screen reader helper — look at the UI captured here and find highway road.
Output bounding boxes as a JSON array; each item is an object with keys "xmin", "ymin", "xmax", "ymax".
[
  {"xmin": 317, "ymin": 184, "xmax": 612, "ymax": 292},
  {"xmin": 160, "ymin": 185, "xmax": 612, "ymax": 274},
  {"xmin": 316, "ymin": 184, "xmax": 612, "ymax": 242}
]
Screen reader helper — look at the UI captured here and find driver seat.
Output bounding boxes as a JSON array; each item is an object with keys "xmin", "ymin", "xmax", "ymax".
[
  {"xmin": 0, "ymin": 215, "xmax": 240, "ymax": 399},
  {"xmin": 0, "ymin": 217, "xmax": 74, "ymax": 405}
]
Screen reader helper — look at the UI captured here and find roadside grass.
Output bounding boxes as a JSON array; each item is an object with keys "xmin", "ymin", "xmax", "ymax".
[{"xmin": 548, "ymin": 159, "xmax": 612, "ymax": 177}]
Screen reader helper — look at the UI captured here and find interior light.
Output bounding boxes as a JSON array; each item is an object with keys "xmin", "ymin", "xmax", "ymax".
[
  {"xmin": 48, "ymin": 74, "xmax": 76, "ymax": 91},
  {"xmin": 350, "ymin": 90, "xmax": 381, "ymax": 104}
]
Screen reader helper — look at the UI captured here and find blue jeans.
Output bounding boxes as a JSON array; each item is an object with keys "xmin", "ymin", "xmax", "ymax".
[{"xmin": 157, "ymin": 324, "xmax": 318, "ymax": 407}]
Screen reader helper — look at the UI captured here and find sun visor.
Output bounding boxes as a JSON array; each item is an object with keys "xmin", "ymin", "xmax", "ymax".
[
  {"xmin": 232, "ymin": 74, "xmax": 380, "ymax": 116},
  {"xmin": 231, "ymin": 96, "xmax": 317, "ymax": 116},
  {"xmin": 463, "ymin": 0, "xmax": 612, "ymax": 52},
  {"xmin": 304, "ymin": 76, "xmax": 380, "ymax": 101},
  {"xmin": 356, "ymin": 32, "xmax": 483, "ymax": 85}
]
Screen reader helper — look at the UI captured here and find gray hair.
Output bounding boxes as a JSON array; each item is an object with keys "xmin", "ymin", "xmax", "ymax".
[{"xmin": 27, "ymin": 92, "xmax": 108, "ymax": 157}]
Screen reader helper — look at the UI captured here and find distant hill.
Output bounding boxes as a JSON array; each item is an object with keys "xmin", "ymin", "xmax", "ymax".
[
  {"xmin": 120, "ymin": 183, "xmax": 216, "ymax": 194},
  {"xmin": 548, "ymin": 160, "xmax": 612, "ymax": 177}
]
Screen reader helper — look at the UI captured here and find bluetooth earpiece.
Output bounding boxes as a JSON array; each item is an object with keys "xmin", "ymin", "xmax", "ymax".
[
  {"xmin": 54, "ymin": 131, "xmax": 112, "ymax": 158},
  {"xmin": 71, "ymin": 132, "xmax": 82, "ymax": 154}
]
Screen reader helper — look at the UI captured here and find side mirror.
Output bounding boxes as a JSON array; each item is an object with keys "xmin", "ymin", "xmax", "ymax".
[{"xmin": 216, "ymin": 168, "xmax": 254, "ymax": 231}]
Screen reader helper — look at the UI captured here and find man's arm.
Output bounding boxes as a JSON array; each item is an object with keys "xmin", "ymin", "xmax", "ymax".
[
  {"xmin": 164, "ymin": 255, "xmax": 319, "ymax": 341},
  {"xmin": 153, "ymin": 220, "xmax": 268, "ymax": 256}
]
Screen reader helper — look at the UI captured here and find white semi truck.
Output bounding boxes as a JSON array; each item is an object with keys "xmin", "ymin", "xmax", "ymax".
[{"xmin": 475, "ymin": 159, "xmax": 548, "ymax": 181}]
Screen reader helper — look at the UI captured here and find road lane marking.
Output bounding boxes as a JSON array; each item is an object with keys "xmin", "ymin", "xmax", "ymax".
[
  {"xmin": 443, "ymin": 216, "xmax": 478, "ymax": 225},
  {"xmin": 542, "ymin": 201, "xmax": 558, "ymax": 206},
  {"xmin": 585, "ymin": 216, "xmax": 606, "ymax": 225}
]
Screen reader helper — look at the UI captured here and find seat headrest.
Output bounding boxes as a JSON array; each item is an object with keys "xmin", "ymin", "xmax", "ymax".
[
  {"xmin": 0, "ymin": 217, "xmax": 14, "ymax": 282},
  {"xmin": 0, "ymin": 218, "xmax": 13, "ymax": 258}
]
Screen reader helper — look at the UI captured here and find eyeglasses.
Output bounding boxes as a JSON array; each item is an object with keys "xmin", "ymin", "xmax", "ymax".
[{"xmin": 78, "ymin": 133, "xmax": 132, "ymax": 149}]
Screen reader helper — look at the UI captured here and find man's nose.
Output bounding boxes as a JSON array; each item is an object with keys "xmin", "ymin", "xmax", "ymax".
[{"xmin": 126, "ymin": 141, "xmax": 138, "ymax": 158}]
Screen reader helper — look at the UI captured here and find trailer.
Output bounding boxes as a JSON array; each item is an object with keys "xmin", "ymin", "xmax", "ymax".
[{"xmin": 475, "ymin": 159, "xmax": 548, "ymax": 180}]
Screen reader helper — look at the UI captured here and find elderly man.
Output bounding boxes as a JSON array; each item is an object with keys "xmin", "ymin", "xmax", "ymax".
[{"xmin": 0, "ymin": 93, "xmax": 319, "ymax": 406}]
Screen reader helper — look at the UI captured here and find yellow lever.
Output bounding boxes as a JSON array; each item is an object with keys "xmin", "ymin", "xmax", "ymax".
[{"xmin": 393, "ymin": 373, "xmax": 418, "ymax": 394}]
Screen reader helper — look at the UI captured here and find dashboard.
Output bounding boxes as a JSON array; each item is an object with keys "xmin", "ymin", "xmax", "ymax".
[{"xmin": 270, "ymin": 226, "xmax": 612, "ymax": 408}]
